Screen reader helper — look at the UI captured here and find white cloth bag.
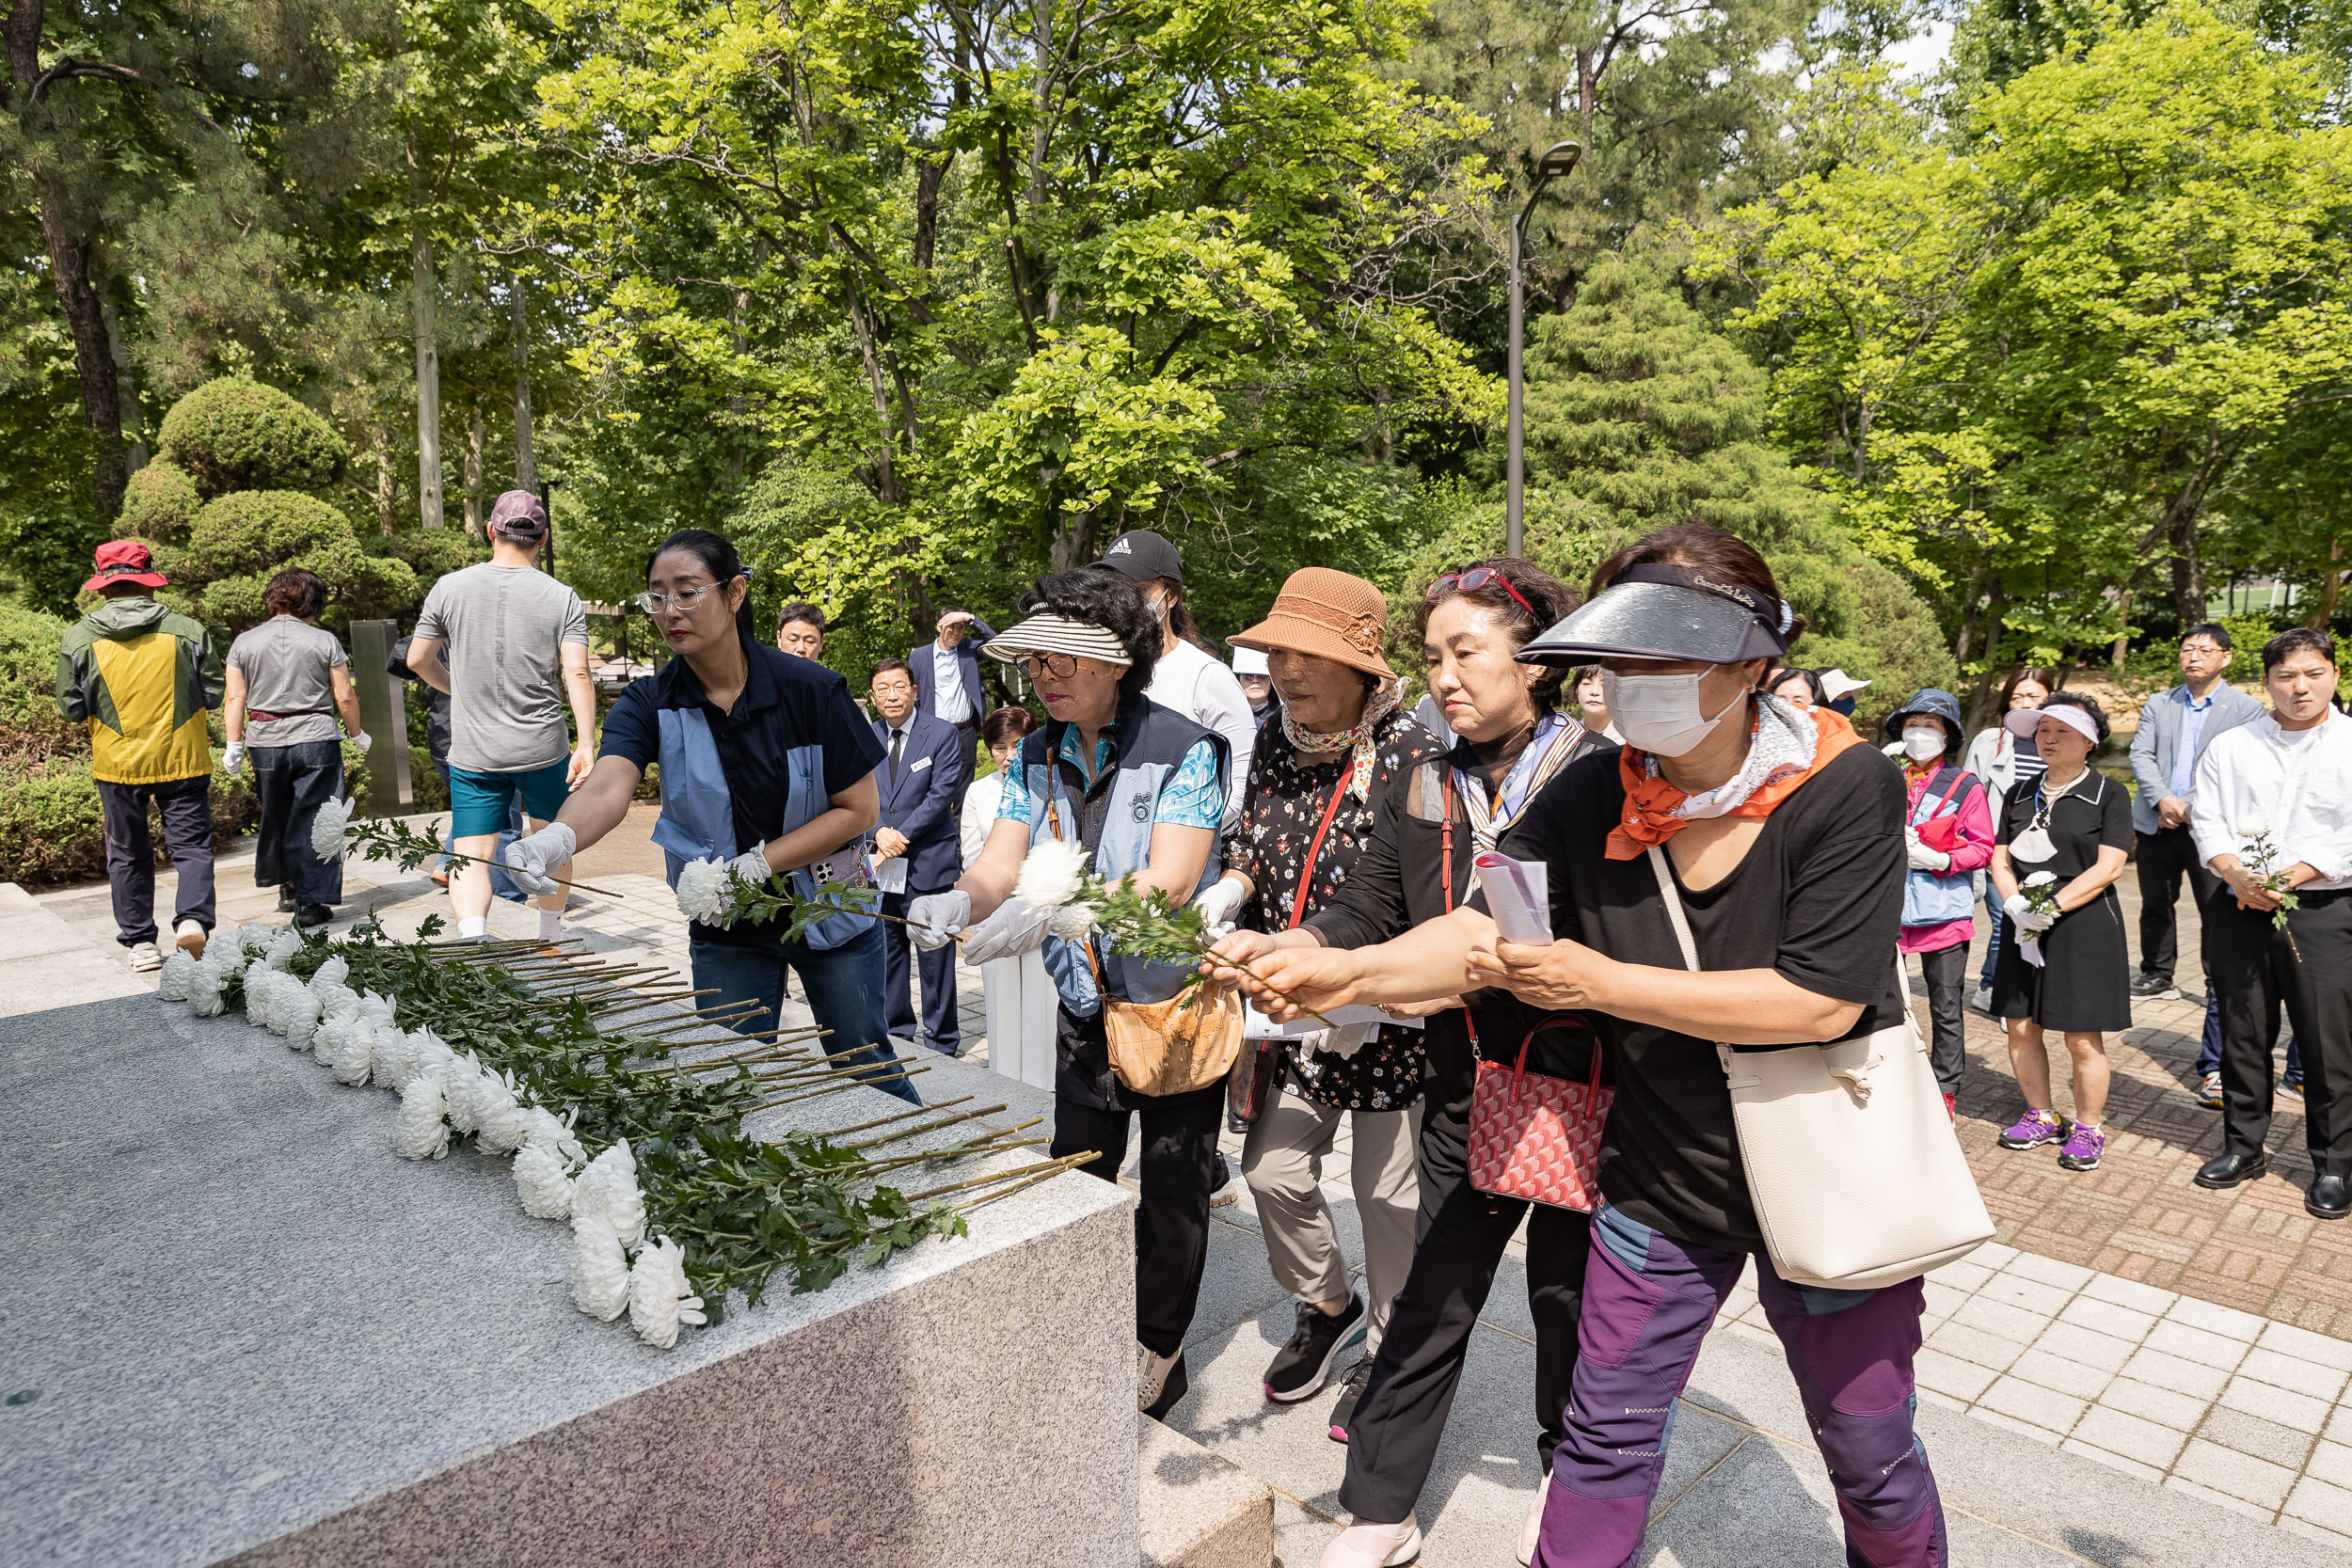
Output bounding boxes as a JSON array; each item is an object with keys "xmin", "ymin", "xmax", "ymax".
[{"xmin": 1647, "ymin": 847, "xmax": 1993, "ymax": 1291}]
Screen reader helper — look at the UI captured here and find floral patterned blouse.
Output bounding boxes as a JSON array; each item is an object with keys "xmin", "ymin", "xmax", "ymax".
[{"xmin": 1222, "ymin": 709, "xmax": 1448, "ymax": 1111}]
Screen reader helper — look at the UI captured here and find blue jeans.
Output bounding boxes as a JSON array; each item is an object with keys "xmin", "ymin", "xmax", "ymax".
[
  {"xmin": 1979, "ymin": 900, "xmax": 2004, "ymax": 991},
  {"xmin": 251, "ymin": 739, "xmax": 344, "ymax": 907},
  {"xmin": 689, "ymin": 924, "xmax": 921, "ymax": 1104}
]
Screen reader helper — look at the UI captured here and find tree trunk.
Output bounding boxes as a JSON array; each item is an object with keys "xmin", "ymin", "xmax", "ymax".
[
  {"xmin": 36, "ymin": 184, "xmax": 127, "ymax": 518},
  {"xmin": 463, "ymin": 404, "xmax": 485, "ymax": 538},
  {"xmin": 412, "ymin": 229, "xmax": 444, "ymax": 529},
  {"xmin": 2310, "ymin": 538, "xmax": 2342, "ymax": 631},
  {"xmin": 510, "ymin": 280, "xmax": 534, "ymax": 496},
  {"xmin": 373, "ymin": 431, "xmax": 397, "ymax": 535},
  {"xmin": 2110, "ymin": 584, "xmax": 2131, "ymax": 671},
  {"xmin": 1962, "ymin": 586, "xmax": 2008, "ymax": 736},
  {"xmin": 100, "ymin": 292, "xmax": 148, "ymax": 471}
]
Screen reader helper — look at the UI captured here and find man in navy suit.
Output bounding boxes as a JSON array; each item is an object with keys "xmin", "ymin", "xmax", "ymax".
[
  {"xmin": 869, "ymin": 657, "xmax": 970, "ymax": 1054},
  {"xmin": 909, "ymin": 608, "xmax": 994, "ymax": 805}
]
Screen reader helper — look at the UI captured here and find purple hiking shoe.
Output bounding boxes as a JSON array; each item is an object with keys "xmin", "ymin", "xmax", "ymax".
[
  {"xmin": 2058, "ymin": 1122, "xmax": 2107, "ymax": 1171},
  {"xmin": 1997, "ymin": 1107, "xmax": 2066, "ymax": 1149}
]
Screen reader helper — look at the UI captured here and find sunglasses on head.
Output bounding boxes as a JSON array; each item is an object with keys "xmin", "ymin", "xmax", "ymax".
[{"xmin": 1426, "ymin": 565, "xmax": 1538, "ymax": 622}]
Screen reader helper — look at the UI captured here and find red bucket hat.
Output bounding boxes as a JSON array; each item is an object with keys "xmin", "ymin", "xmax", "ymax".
[{"xmin": 84, "ymin": 540, "xmax": 170, "ymax": 593}]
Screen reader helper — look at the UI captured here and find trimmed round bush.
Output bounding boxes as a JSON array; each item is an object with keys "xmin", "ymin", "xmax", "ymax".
[
  {"xmin": 158, "ymin": 377, "xmax": 349, "ymax": 497},
  {"xmin": 183, "ymin": 490, "xmax": 355, "ymax": 581},
  {"xmin": 119, "ymin": 460, "xmax": 203, "ymax": 543}
]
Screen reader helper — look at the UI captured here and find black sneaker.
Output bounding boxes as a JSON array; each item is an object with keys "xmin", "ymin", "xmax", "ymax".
[
  {"xmin": 2129, "ymin": 974, "xmax": 2181, "ymax": 1001},
  {"xmin": 275, "ymin": 886, "xmax": 295, "ymax": 913},
  {"xmin": 1264, "ymin": 1294, "xmax": 1366, "ymax": 1403},
  {"xmin": 294, "ymin": 902, "xmax": 334, "ymax": 930},
  {"xmin": 1328, "ymin": 1355, "xmax": 1374, "ymax": 1443}
]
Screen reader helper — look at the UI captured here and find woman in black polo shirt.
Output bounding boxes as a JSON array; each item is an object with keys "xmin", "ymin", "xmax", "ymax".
[
  {"xmin": 1222, "ymin": 526, "xmax": 1947, "ymax": 1568},
  {"xmin": 504, "ymin": 529, "xmax": 915, "ymax": 1104}
]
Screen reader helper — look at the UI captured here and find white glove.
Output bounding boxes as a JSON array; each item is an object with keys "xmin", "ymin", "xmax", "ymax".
[
  {"xmin": 908, "ymin": 891, "xmax": 971, "ymax": 950},
  {"xmin": 2003, "ymin": 890, "xmax": 2057, "ymax": 932},
  {"xmin": 505, "ymin": 822, "xmax": 579, "ymax": 897},
  {"xmin": 219, "ymin": 741, "xmax": 246, "ymax": 775},
  {"xmin": 960, "ymin": 896, "xmax": 1053, "ymax": 963},
  {"xmin": 726, "ymin": 845, "xmax": 773, "ymax": 888},
  {"xmin": 349, "ymin": 729, "xmax": 373, "ymax": 754},
  {"xmin": 1904, "ymin": 831, "xmax": 1951, "ymax": 873},
  {"xmin": 1192, "ymin": 876, "xmax": 1248, "ymax": 935}
]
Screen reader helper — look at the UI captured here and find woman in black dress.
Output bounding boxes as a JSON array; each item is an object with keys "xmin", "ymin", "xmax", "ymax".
[{"xmin": 1987, "ymin": 692, "xmax": 2133, "ymax": 1172}]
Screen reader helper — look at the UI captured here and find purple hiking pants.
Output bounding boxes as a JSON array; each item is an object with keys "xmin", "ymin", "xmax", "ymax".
[{"xmin": 1536, "ymin": 1206, "xmax": 1947, "ymax": 1567}]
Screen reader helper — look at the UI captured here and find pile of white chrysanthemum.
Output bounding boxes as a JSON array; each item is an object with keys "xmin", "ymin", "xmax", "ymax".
[{"xmin": 158, "ymin": 926, "xmax": 705, "ymax": 1349}]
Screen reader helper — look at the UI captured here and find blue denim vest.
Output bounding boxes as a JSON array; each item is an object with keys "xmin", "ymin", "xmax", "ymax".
[
  {"xmin": 650, "ymin": 706, "xmax": 874, "ymax": 949},
  {"xmin": 1902, "ymin": 765, "xmax": 1979, "ymax": 927},
  {"xmin": 1019, "ymin": 697, "xmax": 1226, "ymax": 1017}
]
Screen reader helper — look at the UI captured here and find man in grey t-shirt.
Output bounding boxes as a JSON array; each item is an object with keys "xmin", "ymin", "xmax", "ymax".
[{"xmin": 407, "ymin": 490, "xmax": 595, "ymax": 940}]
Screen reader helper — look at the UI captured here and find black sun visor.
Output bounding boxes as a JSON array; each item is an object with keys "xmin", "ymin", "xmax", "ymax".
[{"xmin": 1518, "ymin": 571, "xmax": 1792, "ymax": 667}]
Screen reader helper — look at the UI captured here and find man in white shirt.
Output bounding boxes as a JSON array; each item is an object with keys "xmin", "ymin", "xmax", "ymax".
[
  {"xmin": 1090, "ymin": 529, "xmax": 1256, "ymax": 827},
  {"xmin": 2188, "ymin": 627, "xmax": 2352, "ymax": 1218}
]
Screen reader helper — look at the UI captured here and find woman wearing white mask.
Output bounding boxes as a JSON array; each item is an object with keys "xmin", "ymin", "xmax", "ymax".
[
  {"xmin": 1882, "ymin": 689, "xmax": 1995, "ymax": 1119},
  {"xmin": 1962, "ymin": 668, "xmax": 2057, "ymax": 1009},
  {"xmin": 1985, "ymin": 692, "xmax": 2132, "ymax": 1173},
  {"xmin": 1223, "ymin": 527, "xmax": 1946, "ymax": 1568}
]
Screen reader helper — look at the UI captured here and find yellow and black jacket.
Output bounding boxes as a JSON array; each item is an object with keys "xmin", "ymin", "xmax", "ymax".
[{"xmin": 56, "ymin": 596, "xmax": 223, "ymax": 784}]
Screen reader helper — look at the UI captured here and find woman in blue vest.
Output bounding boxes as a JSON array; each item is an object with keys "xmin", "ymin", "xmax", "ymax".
[
  {"xmin": 505, "ymin": 530, "xmax": 917, "ymax": 1104},
  {"xmin": 1883, "ymin": 689, "xmax": 1994, "ymax": 1119},
  {"xmin": 907, "ymin": 567, "xmax": 1230, "ymax": 1418}
]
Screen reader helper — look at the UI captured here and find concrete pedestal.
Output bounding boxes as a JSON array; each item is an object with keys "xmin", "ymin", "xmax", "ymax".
[{"xmin": 0, "ymin": 992, "xmax": 1136, "ymax": 1568}]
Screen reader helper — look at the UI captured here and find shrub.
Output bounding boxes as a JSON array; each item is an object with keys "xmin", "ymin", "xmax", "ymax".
[
  {"xmin": 0, "ymin": 758, "xmax": 259, "ymax": 886},
  {"xmin": 181, "ymin": 490, "xmax": 352, "ymax": 581},
  {"xmin": 0, "ymin": 599, "xmax": 81, "ymax": 756},
  {"xmin": 119, "ymin": 461, "xmax": 204, "ymax": 544},
  {"xmin": 368, "ymin": 527, "xmax": 485, "ymax": 590},
  {"xmin": 158, "ymin": 377, "xmax": 349, "ymax": 497}
]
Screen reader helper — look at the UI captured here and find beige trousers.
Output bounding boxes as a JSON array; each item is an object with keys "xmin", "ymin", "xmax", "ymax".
[{"xmin": 1241, "ymin": 1083, "xmax": 1422, "ymax": 1350}]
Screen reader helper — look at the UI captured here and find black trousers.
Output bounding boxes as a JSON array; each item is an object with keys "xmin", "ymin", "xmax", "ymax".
[
  {"xmin": 1338, "ymin": 1075, "xmax": 1589, "ymax": 1524},
  {"xmin": 2211, "ymin": 886, "xmax": 2352, "ymax": 1173},
  {"xmin": 1916, "ymin": 942, "xmax": 1970, "ymax": 1095},
  {"xmin": 880, "ymin": 887, "xmax": 961, "ymax": 1053},
  {"xmin": 251, "ymin": 739, "xmax": 345, "ymax": 907},
  {"xmin": 98, "ymin": 775, "xmax": 215, "ymax": 945},
  {"xmin": 1052, "ymin": 1081, "xmax": 1225, "ymax": 1356},
  {"xmin": 2137, "ymin": 826, "xmax": 2220, "ymax": 984}
]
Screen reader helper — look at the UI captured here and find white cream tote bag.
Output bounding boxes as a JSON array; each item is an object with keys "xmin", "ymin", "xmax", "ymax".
[{"xmin": 1647, "ymin": 847, "xmax": 1993, "ymax": 1291}]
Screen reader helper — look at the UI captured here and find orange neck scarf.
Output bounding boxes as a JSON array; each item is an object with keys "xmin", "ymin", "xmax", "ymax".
[{"xmin": 1606, "ymin": 704, "xmax": 1864, "ymax": 861}]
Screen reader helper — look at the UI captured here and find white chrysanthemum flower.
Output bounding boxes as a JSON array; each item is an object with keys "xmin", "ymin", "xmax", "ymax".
[
  {"xmin": 569, "ymin": 1214, "xmax": 631, "ymax": 1322},
  {"xmin": 313, "ymin": 1011, "xmax": 354, "ymax": 1071},
  {"xmin": 238, "ymin": 968, "xmax": 277, "ymax": 1029},
  {"xmin": 474, "ymin": 1070, "xmax": 529, "ymax": 1154},
  {"xmin": 518, "ymin": 1106, "xmax": 586, "ymax": 1167},
  {"xmin": 439, "ymin": 1053, "xmax": 490, "ymax": 1134},
  {"xmin": 310, "ymin": 796, "xmax": 355, "ymax": 863},
  {"xmin": 186, "ymin": 957, "xmax": 229, "ymax": 1016},
  {"xmin": 2024, "ymin": 871, "xmax": 2058, "ymax": 888},
  {"xmin": 263, "ymin": 929, "xmax": 302, "ymax": 971},
  {"xmin": 393, "ymin": 1073, "xmax": 451, "ymax": 1161},
  {"xmin": 574, "ymin": 1141, "xmax": 646, "ymax": 1249},
  {"xmin": 675, "ymin": 857, "xmax": 736, "ymax": 926},
  {"xmin": 514, "ymin": 1142, "xmax": 576, "ymax": 1220},
  {"xmin": 208, "ymin": 936, "xmax": 248, "ymax": 979},
  {"xmin": 283, "ymin": 988, "xmax": 322, "ymax": 1053},
  {"xmin": 331, "ymin": 1018, "xmax": 375, "ymax": 1085},
  {"xmin": 312, "ymin": 954, "xmax": 350, "ymax": 989},
  {"xmin": 1013, "ymin": 837, "xmax": 1090, "ymax": 911},
  {"xmin": 237, "ymin": 925, "xmax": 275, "ymax": 959},
  {"xmin": 2240, "ymin": 814, "xmax": 2272, "ymax": 840},
  {"xmin": 157, "ymin": 950, "xmax": 196, "ymax": 1002},
  {"xmin": 369, "ymin": 1024, "xmax": 416, "ymax": 1089},
  {"xmin": 1046, "ymin": 900, "xmax": 1099, "ymax": 942},
  {"xmin": 311, "ymin": 979, "xmax": 358, "ymax": 1023},
  {"xmin": 406, "ymin": 1026, "xmax": 455, "ymax": 1087},
  {"xmin": 1882, "ymin": 740, "xmax": 1909, "ymax": 759},
  {"xmin": 628, "ymin": 1237, "xmax": 707, "ymax": 1350}
]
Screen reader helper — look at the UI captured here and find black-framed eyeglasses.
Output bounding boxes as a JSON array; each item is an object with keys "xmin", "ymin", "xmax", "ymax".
[
  {"xmin": 1426, "ymin": 565, "xmax": 1538, "ymax": 622},
  {"xmin": 1015, "ymin": 652, "xmax": 1081, "ymax": 680},
  {"xmin": 636, "ymin": 581, "xmax": 720, "ymax": 614}
]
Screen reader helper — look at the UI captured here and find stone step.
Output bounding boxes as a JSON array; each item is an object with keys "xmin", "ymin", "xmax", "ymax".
[
  {"xmin": 0, "ymin": 881, "xmax": 150, "ymax": 1017},
  {"xmin": 1139, "ymin": 1415, "xmax": 1274, "ymax": 1568}
]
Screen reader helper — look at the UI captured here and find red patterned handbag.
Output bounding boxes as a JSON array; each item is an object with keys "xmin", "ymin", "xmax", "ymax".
[{"xmin": 1467, "ymin": 1015, "xmax": 1612, "ymax": 1212}]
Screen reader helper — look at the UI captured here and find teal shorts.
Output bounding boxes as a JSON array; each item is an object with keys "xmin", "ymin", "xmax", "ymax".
[{"xmin": 448, "ymin": 761, "xmax": 569, "ymax": 838}]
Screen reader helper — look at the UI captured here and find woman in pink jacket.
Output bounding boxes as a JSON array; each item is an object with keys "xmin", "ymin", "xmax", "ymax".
[{"xmin": 1884, "ymin": 689, "xmax": 1996, "ymax": 1119}]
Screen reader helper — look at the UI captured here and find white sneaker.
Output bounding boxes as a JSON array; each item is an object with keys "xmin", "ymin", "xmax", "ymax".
[
  {"xmin": 1321, "ymin": 1515, "xmax": 1422, "ymax": 1568},
  {"xmin": 174, "ymin": 919, "xmax": 208, "ymax": 958},
  {"xmin": 1518, "ymin": 1470, "xmax": 1549, "ymax": 1564},
  {"xmin": 1971, "ymin": 984, "xmax": 1994, "ymax": 1013},
  {"xmin": 127, "ymin": 941, "xmax": 165, "ymax": 972},
  {"xmin": 1138, "ymin": 1342, "xmax": 1186, "ymax": 1414}
]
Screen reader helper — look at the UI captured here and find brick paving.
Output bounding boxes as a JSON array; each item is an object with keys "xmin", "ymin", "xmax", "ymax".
[{"xmin": 1944, "ymin": 880, "xmax": 2352, "ymax": 1340}]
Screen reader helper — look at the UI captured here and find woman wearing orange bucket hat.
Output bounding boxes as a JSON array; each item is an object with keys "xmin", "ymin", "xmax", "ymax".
[{"xmin": 1198, "ymin": 569, "xmax": 1450, "ymax": 1428}]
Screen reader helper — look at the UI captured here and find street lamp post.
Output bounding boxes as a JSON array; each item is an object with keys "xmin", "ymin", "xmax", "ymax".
[{"xmin": 1505, "ymin": 139, "xmax": 1584, "ymax": 560}]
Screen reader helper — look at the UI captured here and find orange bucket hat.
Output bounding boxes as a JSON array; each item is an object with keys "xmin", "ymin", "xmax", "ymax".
[{"xmin": 1231, "ymin": 567, "xmax": 1393, "ymax": 679}]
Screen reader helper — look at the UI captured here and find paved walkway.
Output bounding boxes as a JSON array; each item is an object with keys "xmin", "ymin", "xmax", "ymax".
[{"xmin": 31, "ymin": 822, "xmax": 2351, "ymax": 1561}]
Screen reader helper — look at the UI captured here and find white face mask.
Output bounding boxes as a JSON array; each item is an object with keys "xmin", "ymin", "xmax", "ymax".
[
  {"xmin": 1601, "ymin": 669, "xmax": 1742, "ymax": 757},
  {"xmin": 1902, "ymin": 728, "xmax": 1946, "ymax": 762}
]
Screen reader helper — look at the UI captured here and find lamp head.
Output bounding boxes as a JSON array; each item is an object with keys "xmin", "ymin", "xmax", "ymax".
[{"xmin": 1535, "ymin": 140, "xmax": 1584, "ymax": 179}]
